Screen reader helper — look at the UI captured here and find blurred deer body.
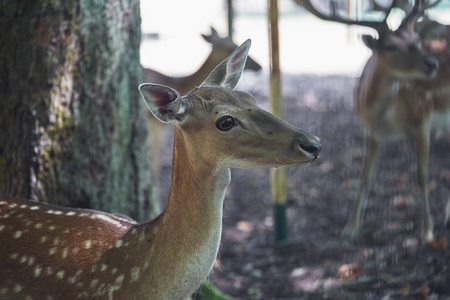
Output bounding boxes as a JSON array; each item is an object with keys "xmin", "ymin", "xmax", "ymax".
[
  {"xmin": 350, "ymin": 21, "xmax": 450, "ymax": 242},
  {"xmin": 0, "ymin": 40, "xmax": 320, "ymax": 299},
  {"xmin": 143, "ymin": 28, "xmax": 261, "ymax": 96},
  {"xmin": 296, "ymin": 0, "xmax": 449, "ymax": 240},
  {"xmin": 143, "ymin": 28, "xmax": 261, "ymax": 174}
]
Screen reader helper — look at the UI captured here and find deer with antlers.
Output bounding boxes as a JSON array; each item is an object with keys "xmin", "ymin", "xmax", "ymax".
[
  {"xmin": 0, "ymin": 40, "xmax": 320, "ymax": 299},
  {"xmin": 296, "ymin": 0, "xmax": 449, "ymax": 241}
]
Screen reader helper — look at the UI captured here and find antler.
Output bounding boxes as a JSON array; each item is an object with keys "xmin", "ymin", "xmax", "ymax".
[
  {"xmin": 398, "ymin": 0, "xmax": 443, "ymax": 29},
  {"xmin": 296, "ymin": 0, "xmax": 442, "ymax": 33},
  {"xmin": 295, "ymin": 0, "xmax": 392, "ymax": 33}
]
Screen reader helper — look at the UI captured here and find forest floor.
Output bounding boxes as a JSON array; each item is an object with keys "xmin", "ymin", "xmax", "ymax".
[{"xmin": 155, "ymin": 74, "xmax": 450, "ymax": 300}]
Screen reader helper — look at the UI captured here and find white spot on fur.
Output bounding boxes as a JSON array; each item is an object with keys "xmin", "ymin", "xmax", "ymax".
[
  {"xmin": 84, "ymin": 240, "xmax": 92, "ymax": 249},
  {"xmin": 20, "ymin": 255, "xmax": 28, "ymax": 264},
  {"xmin": 76, "ymin": 291, "xmax": 88, "ymax": 298},
  {"xmin": 41, "ymin": 236, "xmax": 48, "ymax": 243},
  {"xmin": 0, "ymin": 225, "xmax": 5, "ymax": 232},
  {"xmin": 13, "ymin": 284, "xmax": 23, "ymax": 293},
  {"xmin": 66, "ymin": 211, "xmax": 76, "ymax": 216},
  {"xmin": 115, "ymin": 240, "xmax": 123, "ymax": 248},
  {"xmin": 90, "ymin": 279, "xmax": 99, "ymax": 288},
  {"xmin": 34, "ymin": 266, "xmax": 42, "ymax": 277},
  {"xmin": 35, "ymin": 223, "xmax": 43, "ymax": 229},
  {"xmin": 9, "ymin": 203, "xmax": 17, "ymax": 208},
  {"xmin": 116, "ymin": 274, "xmax": 125, "ymax": 284},
  {"xmin": 130, "ymin": 267, "xmax": 140, "ymax": 282},
  {"xmin": 48, "ymin": 225, "xmax": 56, "ymax": 231},
  {"xmin": 101, "ymin": 264, "xmax": 108, "ymax": 271},
  {"xmin": 56, "ymin": 270, "xmax": 65, "ymax": 279},
  {"xmin": 10, "ymin": 253, "xmax": 19, "ymax": 260},
  {"xmin": 72, "ymin": 247, "xmax": 80, "ymax": 254},
  {"xmin": 28, "ymin": 256, "xmax": 35, "ymax": 266},
  {"xmin": 45, "ymin": 267, "xmax": 53, "ymax": 276},
  {"xmin": 20, "ymin": 205, "xmax": 27, "ymax": 209},
  {"xmin": 95, "ymin": 214, "xmax": 132, "ymax": 229},
  {"xmin": 14, "ymin": 231, "xmax": 22, "ymax": 239},
  {"xmin": 49, "ymin": 247, "xmax": 57, "ymax": 255},
  {"xmin": 30, "ymin": 206, "xmax": 40, "ymax": 210}
]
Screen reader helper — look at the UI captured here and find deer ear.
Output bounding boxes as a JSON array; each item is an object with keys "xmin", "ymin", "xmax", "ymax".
[
  {"xmin": 139, "ymin": 84, "xmax": 185, "ymax": 123},
  {"xmin": 200, "ymin": 39, "xmax": 251, "ymax": 89},
  {"xmin": 361, "ymin": 35, "xmax": 378, "ymax": 50},
  {"xmin": 202, "ymin": 27, "xmax": 220, "ymax": 43}
]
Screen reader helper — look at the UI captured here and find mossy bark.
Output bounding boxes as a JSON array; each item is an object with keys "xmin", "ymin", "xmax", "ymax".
[{"xmin": 0, "ymin": 0, "xmax": 157, "ymax": 221}]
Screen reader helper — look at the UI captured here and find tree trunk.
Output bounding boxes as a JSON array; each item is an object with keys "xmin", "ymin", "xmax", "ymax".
[{"xmin": 0, "ymin": 0, "xmax": 157, "ymax": 221}]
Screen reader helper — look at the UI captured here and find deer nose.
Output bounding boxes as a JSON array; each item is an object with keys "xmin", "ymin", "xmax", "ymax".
[
  {"xmin": 423, "ymin": 55, "xmax": 438, "ymax": 76},
  {"xmin": 300, "ymin": 138, "xmax": 321, "ymax": 158}
]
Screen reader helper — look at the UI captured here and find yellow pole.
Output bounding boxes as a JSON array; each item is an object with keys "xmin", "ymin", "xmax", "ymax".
[{"xmin": 268, "ymin": 0, "xmax": 287, "ymax": 241}]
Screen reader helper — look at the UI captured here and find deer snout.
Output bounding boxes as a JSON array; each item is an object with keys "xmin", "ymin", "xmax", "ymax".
[
  {"xmin": 301, "ymin": 141, "xmax": 321, "ymax": 158},
  {"xmin": 423, "ymin": 55, "xmax": 439, "ymax": 78},
  {"xmin": 296, "ymin": 134, "xmax": 321, "ymax": 159}
]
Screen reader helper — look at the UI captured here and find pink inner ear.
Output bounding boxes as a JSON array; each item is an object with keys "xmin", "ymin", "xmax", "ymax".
[
  {"xmin": 228, "ymin": 51, "xmax": 245, "ymax": 74},
  {"xmin": 150, "ymin": 89, "xmax": 176, "ymax": 108}
]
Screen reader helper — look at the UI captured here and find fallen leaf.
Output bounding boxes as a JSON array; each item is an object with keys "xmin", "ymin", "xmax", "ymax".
[
  {"xmin": 428, "ymin": 236, "xmax": 447, "ymax": 249},
  {"xmin": 337, "ymin": 263, "xmax": 362, "ymax": 282},
  {"xmin": 412, "ymin": 284, "xmax": 430, "ymax": 299},
  {"xmin": 392, "ymin": 195, "xmax": 410, "ymax": 208},
  {"xmin": 397, "ymin": 282, "xmax": 410, "ymax": 295},
  {"xmin": 236, "ymin": 220, "xmax": 253, "ymax": 232}
]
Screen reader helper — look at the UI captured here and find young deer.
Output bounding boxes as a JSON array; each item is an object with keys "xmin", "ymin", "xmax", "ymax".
[
  {"xmin": 297, "ymin": 0, "xmax": 449, "ymax": 241},
  {"xmin": 143, "ymin": 27, "xmax": 262, "ymax": 174},
  {"xmin": 0, "ymin": 40, "xmax": 320, "ymax": 299}
]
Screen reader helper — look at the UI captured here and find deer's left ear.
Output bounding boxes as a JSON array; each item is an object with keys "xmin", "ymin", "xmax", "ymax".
[
  {"xmin": 200, "ymin": 39, "xmax": 251, "ymax": 90},
  {"xmin": 139, "ymin": 84, "xmax": 185, "ymax": 123}
]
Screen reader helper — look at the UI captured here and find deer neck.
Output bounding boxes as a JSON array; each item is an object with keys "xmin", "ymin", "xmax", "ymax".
[
  {"xmin": 356, "ymin": 55, "xmax": 401, "ymax": 126},
  {"xmin": 128, "ymin": 125, "xmax": 230, "ymax": 299}
]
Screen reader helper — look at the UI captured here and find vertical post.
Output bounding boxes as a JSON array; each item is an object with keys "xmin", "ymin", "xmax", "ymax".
[
  {"xmin": 268, "ymin": 0, "xmax": 288, "ymax": 241},
  {"xmin": 227, "ymin": 0, "xmax": 234, "ymax": 39}
]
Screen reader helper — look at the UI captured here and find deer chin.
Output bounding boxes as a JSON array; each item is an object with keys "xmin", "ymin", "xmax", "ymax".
[{"xmin": 424, "ymin": 67, "xmax": 438, "ymax": 80}]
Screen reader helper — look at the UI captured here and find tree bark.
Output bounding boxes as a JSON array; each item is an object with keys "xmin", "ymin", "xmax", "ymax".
[{"xmin": 0, "ymin": 0, "xmax": 157, "ymax": 221}]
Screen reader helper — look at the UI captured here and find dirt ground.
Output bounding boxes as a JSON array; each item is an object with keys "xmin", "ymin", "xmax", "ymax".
[{"xmin": 155, "ymin": 73, "xmax": 450, "ymax": 300}]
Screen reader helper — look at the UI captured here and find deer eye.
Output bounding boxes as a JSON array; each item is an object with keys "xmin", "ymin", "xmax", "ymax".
[{"xmin": 216, "ymin": 116, "xmax": 235, "ymax": 131}]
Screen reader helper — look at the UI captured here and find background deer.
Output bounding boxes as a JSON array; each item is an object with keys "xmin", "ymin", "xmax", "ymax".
[
  {"xmin": 143, "ymin": 27, "xmax": 262, "ymax": 175},
  {"xmin": 296, "ymin": 0, "xmax": 449, "ymax": 241},
  {"xmin": 0, "ymin": 40, "xmax": 320, "ymax": 299}
]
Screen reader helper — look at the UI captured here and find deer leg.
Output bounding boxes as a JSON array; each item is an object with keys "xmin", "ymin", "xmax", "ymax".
[
  {"xmin": 414, "ymin": 125, "xmax": 434, "ymax": 242},
  {"xmin": 342, "ymin": 131, "xmax": 379, "ymax": 239}
]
